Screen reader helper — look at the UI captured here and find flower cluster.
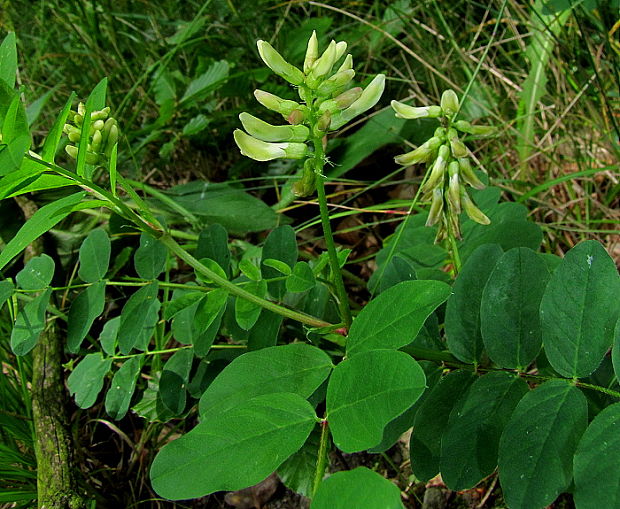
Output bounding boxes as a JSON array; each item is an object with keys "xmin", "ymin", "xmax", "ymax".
[
  {"xmin": 234, "ymin": 32, "xmax": 385, "ymax": 196},
  {"xmin": 63, "ymin": 103, "xmax": 119, "ymax": 165},
  {"xmin": 391, "ymin": 90, "xmax": 495, "ymax": 241}
]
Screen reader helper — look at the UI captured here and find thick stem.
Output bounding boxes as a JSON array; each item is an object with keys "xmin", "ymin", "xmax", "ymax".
[
  {"xmin": 159, "ymin": 233, "xmax": 333, "ymax": 329},
  {"xmin": 311, "ymin": 418, "xmax": 331, "ymax": 499}
]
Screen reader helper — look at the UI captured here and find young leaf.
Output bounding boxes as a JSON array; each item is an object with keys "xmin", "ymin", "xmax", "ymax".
[
  {"xmin": 134, "ymin": 232, "xmax": 167, "ymax": 280},
  {"xmin": 327, "ymin": 350, "xmax": 426, "ymax": 453},
  {"xmin": 164, "ymin": 290, "xmax": 203, "ymax": 321},
  {"xmin": 480, "ymin": 247, "xmax": 550, "ymax": 369},
  {"xmin": 540, "ymin": 240, "xmax": 620, "ymax": 378},
  {"xmin": 66, "ymin": 281, "xmax": 106, "ymax": 353},
  {"xmin": 15, "ymin": 253, "xmax": 55, "ymax": 290},
  {"xmin": 196, "ymin": 224, "xmax": 230, "ymax": 277},
  {"xmin": 194, "ymin": 257, "xmax": 227, "ymax": 284},
  {"xmin": 0, "ymin": 192, "xmax": 86, "ymax": 272},
  {"xmin": 286, "ymin": 261, "xmax": 316, "ymax": 293},
  {"xmin": 445, "ymin": 243, "xmax": 503, "ymax": 363},
  {"xmin": 0, "ymin": 279, "xmax": 14, "ymax": 310},
  {"xmin": 247, "ymin": 310, "xmax": 283, "ymax": 350},
  {"xmin": 498, "ymin": 380, "xmax": 588, "ymax": 509},
  {"xmin": 409, "ymin": 370, "xmax": 476, "ymax": 481},
  {"xmin": 78, "ymin": 229, "xmax": 111, "ymax": 283},
  {"xmin": 150, "ymin": 392, "xmax": 316, "ymax": 500},
  {"xmin": 235, "ymin": 280, "xmax": 267, "ymax": 330},
  {"xmin": 99, "ymin": 316, "xmax": 120, "ymax": 355},
  {"xmin": 310, "ymin": 467, "xmax": 405, "ymax": 509},
  {"xmin": 238, "ymin": 258, "xmax": 261, "ymax": 281},
  {"xmin": 198, "ymin": 343, "xmax": 333, "ymax": 417},
  {"xmin": 440, "ymin": 372, "xmax": 529, "ymax": 491},
  {"xmin": 261, "ymin": 225, "xmax": 297, "ymax": 299},
  {"xmin": 105, "ymin": 356, "xmax": 142, "ymax": 420},
  {"xmin": 0, "ymin": 32, "xmax": 17, "ymax": 89},
  {"xmin": 67, "ymin": 352, "xmax": 112, "ymax": 409},
  {"xmin": 0, "ymin": 133, "xmax": 30, "ymax": 175},
  {"xmin": 194, "ymin": 305, "xmax": 225, "ymax": 357},
  {"xmin": 573, "ymin": 402, "xmax": 620, "ymax": 509},
  {"xmin": 118, "ymin": 282, "xmax": 159, "ymax": 354},
  {"xmin": 158, "ymin": 348, "xmax": 194, "ymax": 415},
  {"xmin": 277, "ymin": 427, "xmax": 321, "ymax": 497},
  {"xmin": 10, "ymin": 288, "xmax": 51, "ymax": 356},
  {"xmin": 262, "ymin": 258, "xmax": 292, "ymax": 276},
  {"xmin": 346, "ymin": 280, "xmax": 451, "ymax": 356},
  {"xmin": 41, "ymin": 92, "xmax": 76, "ymax": 163}
]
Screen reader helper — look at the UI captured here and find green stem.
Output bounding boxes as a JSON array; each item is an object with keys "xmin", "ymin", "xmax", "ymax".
[
  {"xmin": 447, "ymin": 231, "xmax": 462, "ymax": 275},
  {"xmin": 312, "ymin": 418, "xmax": 330, "ymax": 499},
  {"xmin": 159, "ymin": 233, "xmax": 333, "ymax": 329}
]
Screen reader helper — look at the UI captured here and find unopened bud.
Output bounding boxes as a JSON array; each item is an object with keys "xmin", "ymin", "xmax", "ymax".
[
  {"xmin": 77, "ymin": 102, "xmax": 86, "ymax": 117},
  {"xmin": 68, "ymin": 128, "xmax": 82, "ymax": 143},
  {"xmin": 336, "ymin": 54, "xmax": 353, "ymax": 73},
  {"xmin": 426, "ymin": 188, "xmax": 444, "ymax": 227},
  {"xmin": 239, "ymin": 112, "xmax": 309, "ymax": 142},
  {"xmin": 332, "ymin": 87, "xmax": 363, "ymax": 109},
  {"xmin": 304, "ymin": 31, "xmax": 319, "ymax": 74},
  {"xmin": 91, "ymin": 107, "xmax": 110, "ymax": 121},
  {"xmin": 310, "ymin": 40, "xmax": 337, "ymax": 79},
  {"xmin": 450, "ymin": 137, "xmax": 468, "ymax": 158},
  {"xmin": 292, "ymin": 158, "xmax": 317, "ymax": 197},
  {"xmin": 447, "ymin": 161, "xmax": 461, "ymax": 214},
  {"xmin": 103, "ymin": 125, "xmax": 119, "ymax": 158},
  {"xmin": 391, "ymin": 101, "xmax": 442, "ymax": 120},
  {"xmin": 329, "ymin": 74, "xmax": 385, "ymax": 130},
  {"xmin": 421, "ymin": 144, "xmax": 449, "ymax": 193},
  {"xmin": 454, "ymin": 120, "xmax": 496, "ymax": 136},
  {"xmin": 91, "ymin": 129, "xmax": 103, "ymax": 152},
  {"xmin": 65, "ymin": 145, "xmax": 78, "ymax": 159},
  {"xmin": 315, "ymin": 111, "xmax": 331, "ymax": 133},
  {"xmin": 287, "ymin": 109, "xmax": 305, "ymax": 125},
  {"xmin": 92, "ymin": 119, "xmax": 105, "ymax": 132},
  {"xmin": 85, "ymin": 151, "xmax": 100, "ymax": 165},
  {"xmin": 233, "ymin": 129, "xmax": 307, "ymax": 161},
  {"xmin": 394, "ymin": 136, "xmax": 443, "ymax": 166},
  {"xmin": 73, "ymin": 113, "xmax": 83, "ymax": 126},
  {"xmin": 462, "ymin": 190, "xmax": 490, "ymax": 225},
  {"xmin": 458, "ymin": 157, "xmax": 485, "ymax": 190},
  {"xmin": 254, "ymin": 89, "xmax": 301, "ymax": 117},
  {"xmin": 335, "ymin": 41, "xmax": 347, "ymax": 61},
  {"xmin": 316, "ymin": 69, "xmax": 355, "ymax": 96},
  {"xmin": 257, "ymin": 40, "xmax": 304, "ymax": 85},
  {"xmin": 440, "ymin": 89, "xmax": 459, "ymax": 116}
]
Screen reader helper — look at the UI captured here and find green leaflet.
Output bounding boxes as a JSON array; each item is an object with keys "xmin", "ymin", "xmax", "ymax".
[
  {"xmin": 327, "ymin": 350, "xmax": 426, "ymax": 453},
  {"xmin": 445, "ymin": 243, "xmax": 503, "ymax": 363},
  {"xmin": 198, "ymin": 343, "xmax": 332, "ymax": 418},
  {"xmin": 480, "ymin": 247, "xmax": 550, "ymax": 369},
  {"xmin": 67, "ymin": 352, "xmax": 112, "ymax": 409},
  {"xmin": 0, "ymin": 192, "xmax": 86, "ymax": 271},
  {"xmin": 105, "ymin": 356, "xmax": 142, "ymax": 420},
  {"xmin": 346, "ymin": 280, "xmax": 451, "ymax": 356},
  {"xmin": 118, "ymin": 282, "xmax": 160, "ymax": 354},
  {"xmin": 150, "ymin": 392, "xmax": 316, "ymax": 500},
  {"xmin": 10, "ymin": 288, "xmax": 51, "ymax": 356},
  {"xmin": 196, "ymin": 224, "xmax": 231, "ymax": 277},
  {"xmin": 498, "ymin": 380, "xmax": 587, "ymax": 509},
  {"xmin": 66, "ymin": 281, "xmax": 106, "ymax": 353},
  {"xmin": 440, "ymin": 372, "xmax": 529, "ymax": 491},
  {"xmin": 0, "ymin": 279, "xmax": 14, "ymax": 310},
  {"xmin": 158, "ymin": 348, "xmax": 194, "ymax": 415},
  {"xmin": 0, "ymin": 32, "xmax": 17, "ymax": 89},
  {"xmin": 78, "ymin": 229, "xmax": 111, "ymax": 283},
  {"xmin": 134, "ymin": 232, "xmax": 167, "ymax": 280},
  {"xmin": 540, "ymin": 241, "xmax": 620, "ymax": 378},
  {"xmin": 15, "ymin": 254, "xmax": 54, "ymax": 290},
  {"xmin": 310, "ymin": 467, "xmax": 405, "ymax": 509},
  {"xmin": 234, "ymin": 280, "xmax": 267, "ymax": 330},
  {"xmin": 261, "ymin": 225, "xmax": 297, "ymax": 299},
  {"xmin": 277, "ymin": 427, "xmax": 320, "ymax": 497},
  {"xmin": 573, "ymin": 402, "xmax": 620, "ymax": 509},
  {"xmin": 286, "ymin": 261, "xmax": 316, "ymax": 293}
]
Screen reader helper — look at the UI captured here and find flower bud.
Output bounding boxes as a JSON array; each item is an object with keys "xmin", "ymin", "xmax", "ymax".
[
  {"xmin": 447, "ymin": 161, "xmax": 461, "ymax": 214},
  {"xmin": 440, "ymin": 89, "xmax": 459, "ymax": 116},
  {"xmin": 103, "ymin": 125, "xmax": 119, "ymax": 158},
  {"xmin": 335, "ymin": 41, "xmax": 347, "ymax": 61},
  {"xmin": 336, "ymin": 54, "xmax": 353, "ymax": 73},
  {"xmin": 287, "ymin": 109, "xmax": 305, "ymax": 125},
  {"xmin": 420, "ymin": 144, "xmax": 449, "ymax": 193},
  {"xmin": 316, "ymin": 69, "xmax": 355, "ymax": 96},
  {"xmin": 394, "ymin": 136, "xmax": 442, "ymax": 166},
  {"xmin": 458, "ymin": 157, "xmax": 485, "ymax": 190},
  {"xmin": 254, "ymin": 89, "xmax": 301, "ymax": 117},
  {"xmin": 454, "ymin": 120, "xmax": 496, "ymax": 136},
  {"xmin": 65, "ymin": 145, "xmax": 78, "ymax": 159},
  {"xmin": 391, "ymin": 101, "xmax": 442, "ymax": 120},
  {"xmin": 426, "ymin": 188, "xmax": 444, "ymax": 227},
  {"xmin": 68, "ymin": 128, "xmax": 82, "ymax": 143},
  {"xmin": 434, "ymin": 126, "xmax": 446, "ymax": 139},
  {"xmin": 257, "ymin": 40, "xmax": 304, "ymax": 85},
  {"xmin": 73, "ymin": 114, "xmax": 83, "ymax": 126},
  {"xmin": 333, "ymin": 87, "xmax": 363, "ymax": 108},
  {"xmin": 293, "ymin": 158, "xmax": 317, "ymax": 197},
  {"xmin": 91, "ymin": 107, "xmax": 110, "ymax": 121},
  {"xmin": 239, "ymin": 112, "xmax": 309, "ymax": 142},
  {"xmin": 315, "ymin": 111, "xmax": 331, "ymax": 134},
  {"xmin": 91, "ymin": 129, "xmax": 103, "ymax": 152},
  {"xmin": 461, "ymin": 190, "xmax": 490, "ymax": 225},
  {"xmin": 304, "ymin": 31, "xmax": 319, "ymax": 74},
  {"xmin": 450, "ymin": 137, "xmax": 468, "ymax": 158},
  {"xmin": 233, "ymin": 129, "xmax": 307, "ymax": 161},
  {"xmin": 310, "ymin": 40, "xmax": 337, "ymax": 79},
  {"xmin": 91, "ymin": 119, "xmax": 105, "ymax": 132},
  {"xmin": 329, "ymin": 74, "xmax": 385, "ymax": 130},
  {"xmin": 77, "ymin": 102, "xmax": 86, "ymax": 117}
]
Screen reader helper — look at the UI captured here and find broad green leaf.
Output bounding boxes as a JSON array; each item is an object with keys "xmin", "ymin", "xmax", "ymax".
[
  {"xmin": 238, "ymin": 258, "xmax": 261, "ymax": 281},
  {"xmin": 235, "ymin": 280, "xmax": 267, "ymax": 330},
  {"xmin": 0, "ymin": 192, "xmax": 86, "ymax": 272},
  {"xmin": 134, "ymin": 233, "xmax": 167, "ymax": 280},
  {"xmin": 2, "ymin": 88, "xmax": 29, "ymax": 143},
  {"xmin": 78, "ymin": 229, "xmax": 111, "ymax": 283},
  {"xmin": 99, "ymin": 316, "xmax": 120, "ymax": 355},
  {"xmin": 182, "ymin": 114, "xmax": 209, "ymax": 136},
  {"xmin": 498, "ymin": 380, "xmax": 588, "ymax": 509},
  {"xmin": 247, "ymin": 310, "xmax": 283, "ymax": 350},
  {"xmin": 262, "ymin": 258, "xmax": 292, "ymax": 276},
  {"xmin": 445, "ymin": 244, "xmax": 503, "ymax": 363},
  {"xmin": 196, "ymin": 224, "xmax": 230, "ymax": 277},
  {"xmin": 0, "ymin": 134, "xmax": 30, "ymax": 175},
  {"xmin": 194, "ymin": 305, "xmax": 224, "ymax": 357},
  {"xmin": 286, "ymin": 261, "xmax": 316, "ymax": 293},
  {"xmin": 368, "ymin": 361, "xmax": 443, "ymax": 453},
  {"xmin": 41, "ymin": 92, "xmax": 76, "ymax": 162},
  {"xmin": 277, "ymin": 428, "xmax": 320, "ymax": 497},
  {"xmin": 0, "ymin": 163, "xmax": 75, "ymax": 199},
  {"xmin": 132, "ymin": 297, "xmax": 161, "ymax": 352},
  {"xmin": 194, "ymin": 257, "xmax": 227, "ymax": 284},
  {"xmin": 150, "ymin": 392, "xmax": 316, "ymax": 499},
  {"xmin": 67, "ymin": 352, "xmax": 112, "ymax": 409},
  {"xmin": 159, "ymin": 348, "xmax": 193, "ymax": 415},
  {"xmin": 105, "ymin": 356, "xmax": 141, "ymax": 420},
  {"xmin": 160, "ymin": 182, "xmax": 279, "ymax": 235},
  {"xmin": 118, "ymin": 283, "xmax": 159, "ymax": 354},
  {"xmin": 368, "ymin": 253, "xmax": 416, "ymax": 295},
  {"xmin": 310, "ymin": 467, "xmax": 405, "ymax": 509},
  {"xmin": 327, "ymin": 350, "xmax": 426, "ymax": 453},
  {"xmin": 410, "ymin": 370, "xmax": 476, "ymax": 481},
  {"xmin": 573, "ymin": 402, "xmax": 620, "ymax": 509},
  {"xmin": 164, "ymin": 290, "xmax": 203, "ymax": 321},
  {"xmin": 10, "ymin": 288, "xmax": 51, "ymax": 356},
  {"xmin": 180, "ymin": 60, "xmax": 229, "ymax": 106},
  {"xmin": 171, "ymin": 288, "xmax": 201, "ymax": 344},
  {"xmin": 481, "ymin": 247, "xmax": 549, "ymax": 369},
  {"xmin": 613, "ymin": 318, "xmax": 620, "ymax": 381},
  {"xmin": 261, "ymin": 225, "xmax": 297, "ymax": 299},
  {"xmin": 66, "ymin": 281, "xmax": 106, "ymax": 353},
  {"xmin": 15, "ymin": 254, "xmax": 54, "ymax": 290},
  {"xmin": 0, "ymin": 279, "xmax": 14, "ymax": 310},
  {"xmin": 440, "ymin": 372, "xmax": 529, "ymax": 490},
  {"xmin": 132, "ymin": 372, "xmax": 173, "ymax": 422},
  {"xmin": 540, "ymin": 240, "xmax": 620, "ymax": 378},
  {"xmin": 198, "ymin": 343, "xmax": 333, "ymax": 417},
  {"xmin": 0, "ymin": 32, "xmax": 17, "ymax": 89},
  {"xmin": 346, "ymin": 280, "xmax": 451, "ymax": 356}
]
